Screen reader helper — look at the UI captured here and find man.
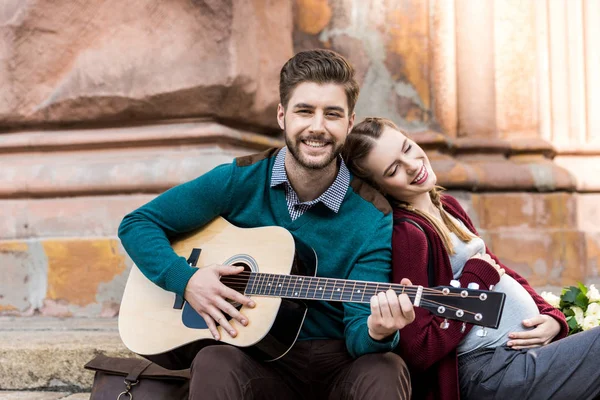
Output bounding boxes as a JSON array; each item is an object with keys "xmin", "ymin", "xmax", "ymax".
[{"xmin": 118, "ymin": 49, "xmax": 414, "ymax": 399}]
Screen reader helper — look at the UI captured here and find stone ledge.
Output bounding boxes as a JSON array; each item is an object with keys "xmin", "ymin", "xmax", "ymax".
[
  {"xmin": 0, "ymin": 121, "xmax": 284, "ymax": 199},
  {"xmin": 0, "ymin": 317, "xmax": 133, "ymax": 391},
  {"xmin": 0, "ymin": 392, "xmax": 89, "ymax": 399},
  {"xmin": 0, "ymin": 124, "xmax": 583, "ymax": 199},
  {"xmin": 430, "ymin": 152, "xmax": 576, "ymax": 191},
  {"xmin": 0, "ymin": 120, "xmax": 283, "ymax": 154}
]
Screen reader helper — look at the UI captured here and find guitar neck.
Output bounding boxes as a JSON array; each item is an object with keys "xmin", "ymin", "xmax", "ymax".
[
  {"xmin": 243, "ymin": 272, "xmax": 424, "ymax": 306},
  {"xmin": 220, "ymin": 271, "xmax": 504, "ymax": 329},
  {"xmin": 222, "ymin": 271, "xmax": 506, "ymax": 329}
]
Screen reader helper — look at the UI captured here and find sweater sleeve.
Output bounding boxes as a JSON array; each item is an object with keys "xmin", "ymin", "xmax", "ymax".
[
  {"xmin": 343, "ymin": 213, "xmax": 399, "ymax": 358},
  {"xmin": 392, "ymin": 222, "xmax": 501, "ymax": 372},
  {"xmin": 118, "ymin": 163, "xmax": 235, "ymax": 297}
]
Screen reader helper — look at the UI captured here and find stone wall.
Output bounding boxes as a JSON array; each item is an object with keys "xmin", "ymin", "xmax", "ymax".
[
  {"xmin": 0, "ymin": 0, "xmax": 292, "ymax": 130},
  {"xmin": 1, "ymin": 0, "xmax": 599, "ymax": 316}
]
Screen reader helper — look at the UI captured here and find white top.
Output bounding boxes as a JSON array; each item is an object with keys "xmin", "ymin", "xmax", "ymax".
[{"xmin": 444, "ymin": 214, "xmax": 540, "ymax": 355}]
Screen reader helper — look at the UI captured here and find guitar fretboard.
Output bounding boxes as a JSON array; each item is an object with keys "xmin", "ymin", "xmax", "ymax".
[{"xmin": 244, "ymin": 272, "xmax": 421, "ymax": 304}]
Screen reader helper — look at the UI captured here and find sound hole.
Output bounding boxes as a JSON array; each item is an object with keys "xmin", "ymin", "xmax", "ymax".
[
  {"xmin": 232, "ymin": 261, "xmax": 252, "ymax": 272},
  {"xmin": 227, "ymin": 261, "xmax": 253, "ymax": 309}
]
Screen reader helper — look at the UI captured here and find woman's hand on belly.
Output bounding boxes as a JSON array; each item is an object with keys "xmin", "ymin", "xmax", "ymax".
[
  {"xmin": 506, "ymin": 315, "xmax": 562, "ymax": 349},
  {"xmin": 470, "ymin": 253, "xmax": 505, "ymax": 277}
]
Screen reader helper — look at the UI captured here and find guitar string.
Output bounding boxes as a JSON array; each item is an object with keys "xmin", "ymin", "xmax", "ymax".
[
  {"xmin": 220, "ymin": 271, "xmax": 474, "ymax": 296},
  {"xmin": 219, "ymin": 273, "xmax": 447, "ymax": 295},
  {"xmin": 220, "ymin": 280, "xmax": 488, "ymax": 300},
  {"xmin": 220, "ymin": 283, "xmax": 482, "ymax": 300},
  {"xmin": 220, "ymin": 281, "xmax": 439, "ymax": 296},
  {"xmin": 215, "ymin": 289, "xmax": 484, "ymax": 320},
  {"xmin": 220, "ymin": 277, "xmax": 483, "ymax": 299}
]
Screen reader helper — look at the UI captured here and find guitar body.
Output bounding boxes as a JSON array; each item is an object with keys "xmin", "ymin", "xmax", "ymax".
[{"xmin": 119, "ymin": 217, "xmax": 316, "ymax": 362}]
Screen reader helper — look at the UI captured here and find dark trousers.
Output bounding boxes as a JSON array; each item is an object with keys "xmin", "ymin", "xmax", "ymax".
[
  {"xmin": 189, "ymin": 340, "xmax": 410, "ymax": 400},
  {"xmin": 150, "ymin": 339, "xmax": 410, "ymax": 400},
  {"xmin": 459, "ymin": 326, "xmax": 600, "ymax": 400}
]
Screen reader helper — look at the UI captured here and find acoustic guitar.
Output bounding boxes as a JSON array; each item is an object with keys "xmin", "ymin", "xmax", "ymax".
[{"xmin": 119, "ymin": 217, "xmax": 505, "ymax": 361}]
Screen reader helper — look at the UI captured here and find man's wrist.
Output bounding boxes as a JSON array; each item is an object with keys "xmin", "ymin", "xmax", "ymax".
[{"xmin": 368, "ymin": 328, "xmax": 393, "ymax": 342}]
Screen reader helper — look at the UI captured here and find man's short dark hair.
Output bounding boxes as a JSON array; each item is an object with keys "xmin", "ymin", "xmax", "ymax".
[{"xmin": 279, "ymin": 49, "xmax": 359, "ymax": 115}]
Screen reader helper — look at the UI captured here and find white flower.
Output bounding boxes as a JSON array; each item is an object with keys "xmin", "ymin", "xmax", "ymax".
[
  {"xmin": 587, "ymin": 284, "xmax": 600, "ymax": 302},
  {"xmin": 585, "ymin": 302, "xmax": 600, "ymax": 318},
  {"xmin": 582, "ymin": 315, "xmax": 600, "ymax": 331},
  {"xmin": 571, "ymin": 306, "xmax": 585, "ymax": 327},
  {"xmin": 541, "ymin": 291, "xmax": 561, "ymax": 308}
]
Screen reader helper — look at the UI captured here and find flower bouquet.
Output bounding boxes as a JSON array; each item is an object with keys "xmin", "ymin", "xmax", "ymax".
[{"xmin": 541, "ymin": 283, "xmax": 600, "ymax": 335}]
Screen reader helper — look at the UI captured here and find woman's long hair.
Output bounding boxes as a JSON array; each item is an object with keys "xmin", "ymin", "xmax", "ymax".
[{"xmin": 342, "ymin": 117, "xmax": 474, "ymax": 254}]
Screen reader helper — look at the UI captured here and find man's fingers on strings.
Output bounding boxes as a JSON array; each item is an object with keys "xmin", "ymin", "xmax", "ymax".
[
  {"xmin": 214, "ymin": 297, "xmax": 248, "ymax": 326},
  {"xmin": 399, "ymin": 278, "xmax": 412, "ymax": 286},
  {"xmin": 386, "ymin": 290, "xmax": 402, "ymax": 318},
  {"xmin": 200, "ymin": 312, "xmax": 220, "ymax": 340},
  {"xmin": 217, "ymin": 265, "xmax": 245, "ymax": 276},
  {"xmin": 221, "ymin": 286, "xmax": 256, "ymax": 308},
  {"xmin": 370, "ymin": 295, "xmax": 382, "ymax": 319},
  {"xmin": 377, "ymin": 291, "xmax": 392, "ymax": 319},
  {"xmin": 398, "ymin": 293, "xmax": 415, "ymax": 322},
  {"xmin": 209, "ymin": 308, "xmax": 238, "ymax": 338}
]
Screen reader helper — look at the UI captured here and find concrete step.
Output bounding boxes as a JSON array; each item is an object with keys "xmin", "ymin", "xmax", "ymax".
[
  {"xmin": 0, "ymin": 317, "xmax": 135, "ymax": 393},
  {"xmin": 0, "ymin": 392, "xmax": 89, "ymax": 399}
]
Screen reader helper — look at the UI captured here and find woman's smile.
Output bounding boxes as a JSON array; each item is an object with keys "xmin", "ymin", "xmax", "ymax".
[{"xmin": 411, "ymin": 164, "xmax": 428, "ymax": 185}]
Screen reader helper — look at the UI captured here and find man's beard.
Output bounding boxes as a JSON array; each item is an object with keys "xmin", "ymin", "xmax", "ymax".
[{"xmin": 284, "ymin": 133, "xmax": 343, "ymax": 170}]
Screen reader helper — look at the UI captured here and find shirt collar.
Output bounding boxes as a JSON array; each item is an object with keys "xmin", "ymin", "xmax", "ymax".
[{"xmin": 270, "ymin": 147, "xmax": 350, "ymax": 213}]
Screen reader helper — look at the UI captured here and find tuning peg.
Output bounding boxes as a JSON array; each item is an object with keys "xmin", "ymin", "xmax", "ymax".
[
  {"xmin": 450, "ymin": 280, "xmax": 460, "ymax": 288},
  {"xmin": 476, "ymin": 327, "xmax": 488, "ymax": 337},
  {"xmin": 461, "ymin": 322, "xmax": 466, "ymax": 333},
  {"xmin": 489, "ymin": 284, "xmax": 495, "ymax": 291},
  {"xmin": 440, "ymin": 319, "xmax": 449, "ymax": 329},
  {"xmin": 467, "ymin": 282, "xmax": 480, "ymax": 290}
]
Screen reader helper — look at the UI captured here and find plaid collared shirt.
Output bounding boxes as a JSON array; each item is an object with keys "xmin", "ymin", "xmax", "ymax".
[{"xmin": 270, "ymin": 147, "xmax": 350, "ymax": 221}]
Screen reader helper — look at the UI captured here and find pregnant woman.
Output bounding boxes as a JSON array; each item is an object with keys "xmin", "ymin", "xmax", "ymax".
[{"xmin": 342, "ymin": 117, "xmax": 600, "ymax": 400}]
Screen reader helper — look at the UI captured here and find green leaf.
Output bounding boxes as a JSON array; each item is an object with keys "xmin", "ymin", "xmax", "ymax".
[
  {"xmin": 578, "ymin": 282, "xmax": 588, "ymax": 296},
  {"xmin": 575, "ymin": 292, "xmax": 589, "ymax": 309},
  {"xmin": 566, "ymin": 317, "xmax": 582, "ymax": 335},
  {"xmin": 563, "ymin": 308, "xmax": 575, "ymax": 318},
  {"xmin": 560, "ymin": 286, "xmax": 581, "ymax": 308}
]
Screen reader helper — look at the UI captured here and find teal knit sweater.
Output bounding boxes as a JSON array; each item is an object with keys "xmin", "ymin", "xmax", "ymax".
[{"xmin": 118, "ymin": 149, "xmax": 398, "ymax": 357}]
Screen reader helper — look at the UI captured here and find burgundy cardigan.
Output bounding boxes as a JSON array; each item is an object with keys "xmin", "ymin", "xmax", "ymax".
[{"xmin": 392, "ymin": 195, "xmax": 568, "ymax": 400}]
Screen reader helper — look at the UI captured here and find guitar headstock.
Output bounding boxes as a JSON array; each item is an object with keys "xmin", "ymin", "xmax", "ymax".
[{"xmin": 420, "ymin": 285, "xmax": 506, "ymax": 329}]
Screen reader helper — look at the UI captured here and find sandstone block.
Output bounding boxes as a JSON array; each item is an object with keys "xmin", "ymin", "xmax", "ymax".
[
  {"xmin": 0, "ymin": 195, "xmax": 153, "ymax": 241},
  {"xmin": 486, "ymin": 229, "xmax": 586, "ymax": 288},
  {"xmin": 0, "ymin": 241, "xmax": 47, "ymax": 313},
  {"xmin": 472, "ymin": 193, "xmax": 577, "ymax": 230},
  {"xmin": 44, "ymin": 239, "xmax": 128, "ymax": 308},
  {"xmin": 0, "ymin": 0, "xmax": 293, "ymax": 129}
]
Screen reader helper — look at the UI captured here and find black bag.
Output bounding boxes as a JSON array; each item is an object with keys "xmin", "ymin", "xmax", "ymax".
[{"xmin": 84, "ymin": 354, "xmax": 189, "ymax": 400}]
